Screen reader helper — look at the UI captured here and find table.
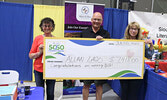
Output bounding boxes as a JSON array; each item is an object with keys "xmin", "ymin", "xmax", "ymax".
[
  {"xmin": 17, "ymin": 87, "xmax": 44, "ymax": 100},
  {"xmin": 145, "ymin": 61, "xmax": 167, "ymax": 72},
  {"xmin": 141, "ymin": 68, "xmax": 167, "ymax": 100},
  {"xmin": 109, "ymin": 64, "xmax": 167, "ymax": 100}
]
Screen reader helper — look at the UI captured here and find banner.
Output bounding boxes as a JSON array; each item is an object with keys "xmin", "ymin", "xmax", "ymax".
[
  {"xmin": 129, "ymin": 11, "xmax": 167, "ymax": 44},
  {"xmin": 43, "ymin": 38, "xmax": 145, "ymax": 80},
  {"xmin": 65, "ymin": 1, "xmax": 105, "ymax": 37}
]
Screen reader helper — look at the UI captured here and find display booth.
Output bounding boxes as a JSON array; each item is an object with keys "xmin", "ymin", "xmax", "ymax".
[
  {"xmin": 0, "ymin": 1, "xmax": 128, "ymax": 81},
  {"xmin": 1, "ymin": 1, "xmax": 167, "ymax": 99}
]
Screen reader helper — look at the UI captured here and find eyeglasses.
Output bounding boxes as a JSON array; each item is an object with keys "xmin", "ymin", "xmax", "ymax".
[
  {"xmin": 130, "ymin": 28, "xmax": 138, "ymax": 31},
  {"xmin": 92, "ymin": 18, "xmax": 102, "ymax": 22},
  {"xmin": 42, "ymin": 25, "xmax": 53, "ymax": 28}
]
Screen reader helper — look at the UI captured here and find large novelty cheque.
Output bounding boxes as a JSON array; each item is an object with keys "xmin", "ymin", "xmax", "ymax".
[{"xmin": 43, "ymin": 38, "xmax": 145, "ymax": 80}]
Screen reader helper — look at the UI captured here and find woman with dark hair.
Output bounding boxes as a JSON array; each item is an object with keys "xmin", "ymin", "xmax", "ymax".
[
  {"xmin": 120, "ymin": 22, "xmax": 154, "ymax": 100},
  {"xmin": 29, "ymin": 17, "xmax": 55, "ymax": 100}
]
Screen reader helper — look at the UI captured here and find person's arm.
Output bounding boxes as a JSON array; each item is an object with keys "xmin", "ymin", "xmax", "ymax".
[
  {"xmin": 96, "ymin": 30, "xmax": 110, "ymax": 40},
  {"xmin": 96, "ymin": 35, "xmax": 103, "ymax": 40},
  {"xmin": 29, "ymin": 52, "xmax": 42, "ymax": 59},
  {"xmin": 145, "ymin": 39, "xmax": 154, "ymax": 50},
  {"xmin": 145, "ymin": 45, "xmax": 154, "ymax": 59},
  {"xmin": 29, "ymin": 36, "xmax": 44, "ymax": 59},
  {"xmin": 145, "ymin": 39, "xmax": 154, "ymax": 59},
  {"xmin": 29, "ymin": 44, "xmax": 43, "ymax": 59}
]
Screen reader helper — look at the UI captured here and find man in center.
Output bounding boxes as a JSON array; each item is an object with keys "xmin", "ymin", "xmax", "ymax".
[{"xmin": 80, "ymin": 12, "xmax": 110, "ymax": 100}]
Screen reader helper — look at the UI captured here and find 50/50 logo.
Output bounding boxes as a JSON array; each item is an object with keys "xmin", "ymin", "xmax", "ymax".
[{"xmin": 49, "ymin": 44, "xmax": 64, "ymax": 51}]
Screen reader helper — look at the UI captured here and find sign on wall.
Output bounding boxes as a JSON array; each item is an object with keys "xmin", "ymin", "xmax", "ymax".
[
  {"xmin": 43, "ymin": 38, "xmax": 145, "ymax": 80},
  {"xmin": 65, "ymin": 1, "xmax": 105, "ymax": 36},
  {"xmin": 129, "ymin": 11, "xmax": 167, "ymax": 44}
]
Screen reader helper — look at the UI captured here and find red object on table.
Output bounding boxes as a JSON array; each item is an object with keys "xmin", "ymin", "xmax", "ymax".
[
  {"xmin": 145, "ymin": 61, "xmax": 167, "ymax": 72},
  {"xmin": 159, "ymin": 62, "xmax": 167, "ymax": 72},
  {"xmin": 158, "ymin": 73, "xmax": 167, "ymax": 78},
  {"xmin": 0, "ymin": 84, "xmax": 8, "ymax": 86},
  {"xmin": 162, "ymin": 52, "xmax": 167, "ymax": 60},
  {"xmin": 145, "ymin": 62, "xmax": 155, "ymax": 68}
]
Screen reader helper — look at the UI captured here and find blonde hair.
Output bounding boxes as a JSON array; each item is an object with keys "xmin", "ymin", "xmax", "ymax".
[{"xmin": 124, "ymin": 22, "xmax": 143, "ymax": 40}]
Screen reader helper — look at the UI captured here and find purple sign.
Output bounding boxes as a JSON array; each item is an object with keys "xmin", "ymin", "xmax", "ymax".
[{"xmin": 65, "ymin": 2, "xmax": 104, "ymax": 34}]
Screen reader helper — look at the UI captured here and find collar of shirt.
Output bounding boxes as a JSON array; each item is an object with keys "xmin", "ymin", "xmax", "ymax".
[{"xmin": 90, "ymin": 26, "xmax": 103, "ymax": 34}]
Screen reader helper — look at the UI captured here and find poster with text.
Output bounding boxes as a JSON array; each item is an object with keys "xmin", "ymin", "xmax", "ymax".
[
  {"xmin": 43, "ymin": 38, "xmax": 145, "ymax": 80},
  {"xmin": 65, "ymin": 1, "xmax": 105, "ymax": 37},
  {"xmin": 43, "ymin": 38, "xmax": 145, "ymax": 95},
  {"xmin": 129, "ymin": 11, "xmax": 167, "ymax": 44}
]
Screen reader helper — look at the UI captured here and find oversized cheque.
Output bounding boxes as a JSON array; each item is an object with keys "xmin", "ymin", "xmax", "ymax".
[{"xmin": 43, "ymin": 38, "xmax": 145, "ymax": 80}]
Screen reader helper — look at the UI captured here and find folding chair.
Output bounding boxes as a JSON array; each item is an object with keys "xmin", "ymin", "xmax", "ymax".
[{"xmin": 0, "ymin": 70, "xmax": 19, "ymax": 86}]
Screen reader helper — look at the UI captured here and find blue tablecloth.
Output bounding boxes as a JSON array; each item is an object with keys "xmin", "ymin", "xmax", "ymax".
[
  {"xmin": 17, "ymin": 87, "xmax": 44, "ymax": 100},
  {"xmin": 144, "ymin": 69, "xmax": 167, "ymax": 100},
  {"xmin": 109, "ymin": 64, "xmax": 167, "ymax": 100}
]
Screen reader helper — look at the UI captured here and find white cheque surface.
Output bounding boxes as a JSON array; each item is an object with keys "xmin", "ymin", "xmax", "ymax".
[{"xmin": 43, "ymin": 38, "xmax": 145, "ymax": 79}]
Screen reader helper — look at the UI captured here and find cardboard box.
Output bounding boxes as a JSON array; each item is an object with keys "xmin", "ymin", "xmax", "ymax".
[{"xmin": 0, "ymin": 86, "xmax": 17, "ymax": 100}]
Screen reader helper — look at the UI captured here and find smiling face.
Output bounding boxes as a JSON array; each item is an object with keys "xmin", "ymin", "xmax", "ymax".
[
  {"xmin": 124, "ymin": 22, "xmax": 142, "ymax": 40},
  {"xmin": 129, "ymin": 25, "xmax": 139, "ymax": 38},
  {"xmin": 42, "ymin": 22, "xmax": 53, "ymax": 35},
  {"xmin": 91, "ymin": 12, "xmax": 103, "ymax": 29},
  {"xmin": 39, "ymin": 18, "xmax": 55, "ymax": 36}
]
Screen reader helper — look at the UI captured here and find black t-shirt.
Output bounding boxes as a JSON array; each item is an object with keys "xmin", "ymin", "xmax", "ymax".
[
  {"xmin": 79, "ymin": 26, "xmax": 110, "ymax": 83},
  {"xmin": 80, "ymin": 27, "xmax": 110, "ymax": 39}
]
